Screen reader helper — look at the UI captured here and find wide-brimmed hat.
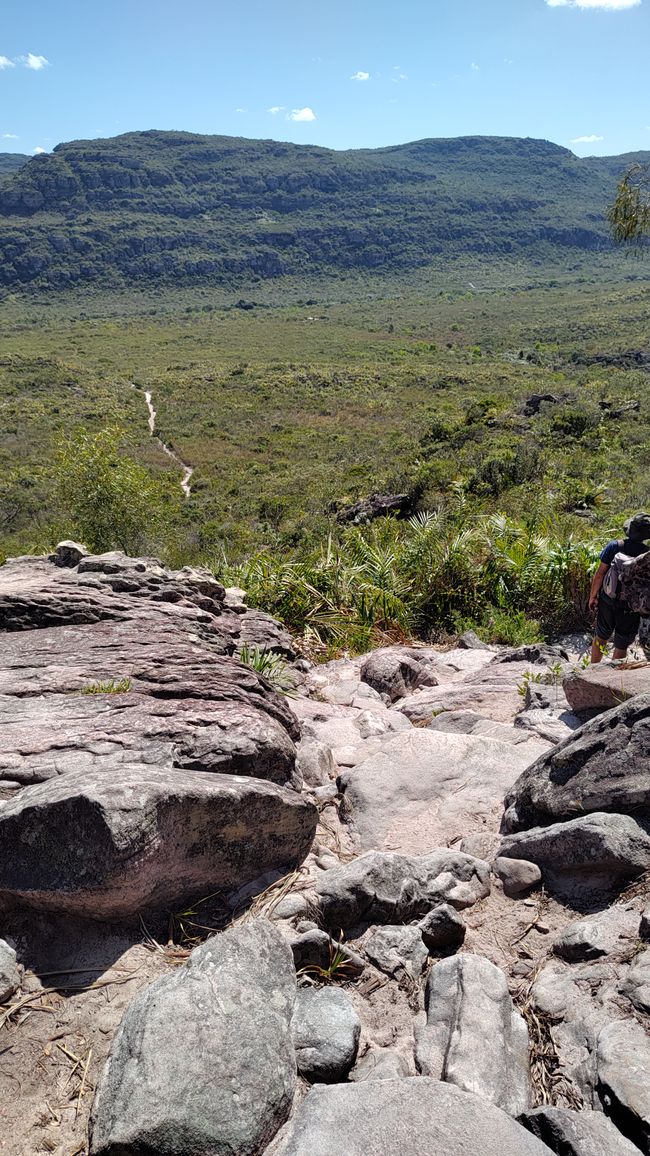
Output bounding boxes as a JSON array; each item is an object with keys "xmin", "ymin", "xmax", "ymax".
[{"xmin": 624, "ymin": 512, "xmax": 650, "ymax": 540}]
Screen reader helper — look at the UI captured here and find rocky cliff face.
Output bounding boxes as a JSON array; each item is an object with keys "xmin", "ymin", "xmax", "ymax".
[{"xmin": 1, "ymin": 550, "xmax": 649, "ymax": 1155}]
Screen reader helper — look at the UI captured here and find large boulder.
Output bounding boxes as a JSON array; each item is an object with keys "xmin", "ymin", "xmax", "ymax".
[
  {"xmin": 563, "ymin": 665, "xmax": 650, "ymax": 714},
  {"xmin": 90, "ymin": 920, "xmax": 296, "ymax": 1155},
  {"xmin": 277, "ymin": 1079, "xmax": 554, "ymax": 1156},
  {"xmin": 415, "ymin": 953, "xmax": 531, "ymax": 1115},
  {"xmin": 498, "ymin": 812, "xmax": 650, "ymax": 885},
  {"xmin": 314, "ymin": 850, "xmax": 490, "ymax": 932},
  {"xmin": 292, "ymin": 988, "xmax": 360, "ymax": 1082},
  {"xmin": 597, "ymin": 1019, "xmax": 650, "ymax": 1154},
  {"xmin": 339, "ymin": 730, "xmax": 547, "ymax": 853},
  {"xmin": 519, "ymin": 1106, "xmax": 639, "ymax": 1156},
  {"xmin": 503, "ymin": 696, "xmax": 650, "ymax": 832},
  {"xmin": 0, "ymin": 764, "xmax": 317, "ymax": 917},
  {"xmin": 359, "ymin": 648, "xmax": 437, "ymax": 702}
]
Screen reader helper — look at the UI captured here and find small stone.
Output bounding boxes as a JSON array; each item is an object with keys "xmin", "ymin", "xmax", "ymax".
[
  {"xmin": 0, "ymin": 938, "xmax": 20, "ymax": 1002},
  {"xmin": 364, "ymin": 925, "xmax": 428, "ymax": 979},
  {"xmin": 418, "ymin": 904, "xmax": 466, "ymax": 950},
  {"xmin": 292, "ymin": 987, "xmax": 361, "ymax": 1083},
  {"xmin": 289, "ymin": 929, "xmax": 365, "ymax": 978},
  {"xmin": 493, "ymin": 857, "xmax": 542, "ymax": 898}
]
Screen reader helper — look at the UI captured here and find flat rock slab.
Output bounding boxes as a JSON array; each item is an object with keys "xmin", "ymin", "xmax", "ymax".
[
  {"xmin": 553, "ymin": 906, "xmax": 640, "ymax": 962},
  {"xmin": 0, "ymin": 764, "xmax": 317, "ymax": 918},
  {"xmin": 90, "ymin": 920, "xmax": 297, "ymax": 1156},
  {"xmin": 314, "ymin": 849, "xmax": 490, "ymax": 932},
  {"xmin": 0, "ymin": 690, "xmax": 298, "ymax": 789},
  {"xmin": 564, "ymin": 664, "xmax": 650, "ymax": 714},
  {"xmin": 277, "ymin": 1079, "xmax": 554, "ymax": 1156},
  {"xmin": 339, "ymin": 730, "xmax": 547, "ymax": 853},
  {"xmin": 503, "ymin": 695, "xmax": 650, "ymax": 831},
  {"xmin": 415, "ymin": 953, "xmax": 531, "ymax": 1115}
]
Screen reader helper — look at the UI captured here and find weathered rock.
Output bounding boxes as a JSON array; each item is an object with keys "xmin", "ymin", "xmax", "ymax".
[
  {"xmin": 339, "ymin": 730, "xmax": 547, "ymax": 852},
  {"xmin": 0, "ymin": 691, "xmax": 299, "ymax": 790},
  {"xmin": 337, "ymin": 492, "xmax": 413, "ymax": 524},
  {"xmin": 519, "ymin": 1106, "xmax": 639, "ymax": 1156},
  {"xmin": 564, "ymin": 665, "xmax": 650, "ymax": 714},
  {"xmin": 292, "ymin": 987, "xmax": 360, "ymax": 1082},
  {"xmin": 493, "ymin": 857, "xmax": 542, "ymax": 897},
  {"xmin": 359, "ymin": 648, "xmax": 437, "ymax": 702},
  {"xmin": 641, "ymin": 906, "xmax": 650, "ymax": 939},
  {"xmin": 349, "ymin": 1048, "xmax": 411, "ymax": 1082},
  {"xmin": 457, "ymin": 629, "xmax": 492, "ymax": 650},
  {"xmin": 51, "ymin": 540, "xmax": 88, "ymax": 567},
  {"xmin": 553, "ymin": 906, "xmax": 639, "ymax": 962},
  {"xmin": 498, "ymin": 812, "xmax": 650, "ymax": 884},
  {"xmin": 418, "ymin": 903, "xmax": 466, "ymax": 949},
  {"xmin": 620, "ymin": 948, "xmax": 650, "ymax": 1013},
  {"xmin": 278, "ymin": 1079, "xmax": 553, "ymax": 1156},
  {"xmin": 0, "ymin": 764, "xmax": 317, "ymax": 918},
  {"xmin": 314, "ymin": 850, "xmax": 490, "ymax": 932},
  {"xmin": 289, "ymin": 930, "xmax": 365, "ymax": 977},
  {"xmin": 597, "ymin": 1019, "xmax": 650, "ymax": 1153},
  {"xmin": 415, "ymin": 953, "xmax": 531, "ymax": 1115},
  {"xmin": 90, "ymin": 920, "xmax": 296, "ymax": 1156},
  {"xmin": 491, "ymin": 644, "xmax": 569, "ymax": 666},
  {"xmin": 503, "ymin": 696, "xmax": 650, "ymax": 832},
  {"xmin": 363, "ymin": 925, "xmax": 428, "ymax": 978},
  {"xmin": 0, "ymin": 938, "xmax": 20, "ymax": 1002},
  {"xmin": 428, "ymin": 709, "xmax": 547, "ymax": 746},
  {"xmin": 295, "ymin": 739, "xmax": 335, "ymax": 788}
]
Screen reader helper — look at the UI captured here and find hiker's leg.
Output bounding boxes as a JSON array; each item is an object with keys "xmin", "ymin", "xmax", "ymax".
[
  {"xmin": 613, "ymin": 606, "xmax": 640, "ymax": 663},
  {"xmin": 591, "ymin": 636, "xmax": 608, "ymax": 663}
]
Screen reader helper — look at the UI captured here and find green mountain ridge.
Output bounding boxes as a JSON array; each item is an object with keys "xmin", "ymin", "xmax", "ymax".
[
  {"xmin": 0, "ymin": 153, "xmax": 30, "ymax": 182},
  {"xmin": 0, "ymin": 130, "xmax": 647, "ymax": 293}
]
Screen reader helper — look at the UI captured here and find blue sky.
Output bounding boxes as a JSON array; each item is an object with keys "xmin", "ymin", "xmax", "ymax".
[{"xmin": 1, "ymin": 0, "xmax": 648, "ymax": 157}]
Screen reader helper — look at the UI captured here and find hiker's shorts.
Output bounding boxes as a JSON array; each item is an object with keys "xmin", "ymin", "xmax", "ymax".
[{"xmin": 595, "ymin": 591, "xmax": 640, "ymax": 650}]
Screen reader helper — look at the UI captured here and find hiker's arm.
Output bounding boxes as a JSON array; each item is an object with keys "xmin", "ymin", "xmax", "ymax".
[{"xmin": 589, "ymin": 563, "xmax": 608, "ymax": 612}]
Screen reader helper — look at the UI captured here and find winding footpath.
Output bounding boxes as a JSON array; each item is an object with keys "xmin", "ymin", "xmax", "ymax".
[{"xmin": 141, "ymin": 388, "xmax": 194, "ymax": 499}]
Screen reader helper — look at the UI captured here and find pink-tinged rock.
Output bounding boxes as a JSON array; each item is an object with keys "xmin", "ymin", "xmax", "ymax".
[{"xmin": 563, "ymin": 664, "xmax": 650, "ymax": 714}]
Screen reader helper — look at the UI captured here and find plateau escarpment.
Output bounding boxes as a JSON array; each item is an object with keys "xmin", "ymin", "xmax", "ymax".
[
  {"xmin": 0, "ymin": 130, "xmax": 645, "ymax": 291},
  {"xmin": 1, "ymin": 547, "xmax": 650, "ymax": 1155}
]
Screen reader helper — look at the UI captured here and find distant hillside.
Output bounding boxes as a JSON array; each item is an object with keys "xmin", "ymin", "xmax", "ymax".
[
  {"xmin": 0, "ymin": 153, "xmax": 29, "ymax": 183},
  {"xmin": 0, "ymin": 130, "xmax": 644, "ymax": 292}
]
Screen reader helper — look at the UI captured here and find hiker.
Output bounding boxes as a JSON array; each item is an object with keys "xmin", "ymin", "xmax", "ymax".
[{"xmin": 589, "ymin": 512, "xmax": 650, "ymax": 664}]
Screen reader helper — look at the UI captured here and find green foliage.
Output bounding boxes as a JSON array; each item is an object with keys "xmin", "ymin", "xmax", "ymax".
[
  {"xmin": 608, "ymin": 164, "xmax": 650, "ymax": 246},
  {"xmin": 53, "ymin": 426, "xmax": 178, "ymax": 554},
  {"xmin": 81, "ymin": 677, "xmax": 132, "ymax": 694},
  {"xmin": 237, "ymin": 644, "xmax": 296, "ymax": 694}
]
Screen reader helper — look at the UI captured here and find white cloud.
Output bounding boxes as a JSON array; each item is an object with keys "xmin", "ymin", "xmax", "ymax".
[
  {"xmin": 267, "ymin": 105, "xmax": 284, "ymax": 114},
  {"xmin": 571, "ymin": 133, "xmax": 604, "ymax": 142},
  {"xmin": 351, "ymin": 70, "xmax": 369, "ymax": 81},
  {"xmin": 2, "ymin": 132, "xmax": 18, "ymax": 139},
  {"xmin": 32, "ymin": 146, "xmax": 47, "ymax": 154},
  {"xmin": 234, "ymin": 107, "xmax": 246, "ymax": 113},
  {"xmin": 288, "ymin": 107, "xmax": 316, "ymax": 122},
  {"xmin": 0, "ymin": 55, "xmax": 15, "ymax": 69},
  {"xmin": 471, "ymin": 61, "xmax": 480, "ymax": 70},
  {"xmin": 20, "ymin": 53, "xmax": 49, "ymax": 70},
  {"xmin": 547, "ymin": 0, "xmax": 641, "ymax": 8}
]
